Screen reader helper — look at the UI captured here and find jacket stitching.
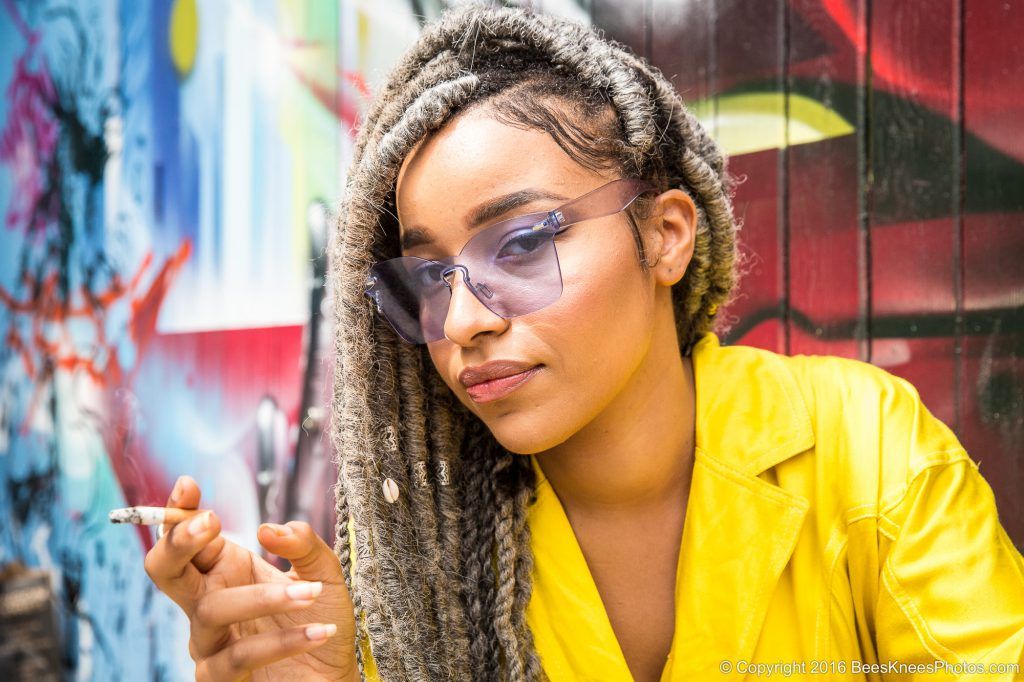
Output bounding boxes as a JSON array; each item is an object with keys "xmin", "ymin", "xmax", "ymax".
[
  {"xmin": 845, "ymin": 502, "xmax": 877, "ymax": 521},
  {"xmin": 880, "ymin": 557, "xmax": 961, "ymax": 664},
  {"xmin": 875, "ymin": 458, "xmax": 993, "ymax": 667},
  {"xmin": 845, "ymin": 508, "xmax": 878, "ymax": 525},
  {"xmin": 840, "ymin": 458, "xmax": 977, "ymax": 668},
  {"xmin": 839, "ymin": 453, "xmax": 970, "ymax": 527},
  {"xmin": 877, "ymin": 521, "xmax": 897, "ymax": 543},
  {"xmin": 877, "ymin": 448, "xmax": 971, "ymax": 518},
  {"xmin": 822, "ymin": 532, "xmax": 850, "ymax": 661}
]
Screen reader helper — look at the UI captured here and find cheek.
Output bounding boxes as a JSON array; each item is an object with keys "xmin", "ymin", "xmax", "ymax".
[{"xmin": 539, "ymin": 223, "xmax": 655, "ymax": 391}]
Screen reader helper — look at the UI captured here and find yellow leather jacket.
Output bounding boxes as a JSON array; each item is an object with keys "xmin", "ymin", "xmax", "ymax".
[
  {"xmin": 526, "ymin": 332, "xmax": 1024, "ymax": 680},
  {"xmin": 352, "ymin": 332, "xmax": 1024, "ymax": 680}
]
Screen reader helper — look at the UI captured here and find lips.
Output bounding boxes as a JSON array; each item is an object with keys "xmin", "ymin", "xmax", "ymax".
[
  {"xmin": 463, "ymin": 365, "xmax": 543, "ymax": 403},
  {"xmin": 459, "ymin": 360, "xmax": 540, "ymax": 388}
]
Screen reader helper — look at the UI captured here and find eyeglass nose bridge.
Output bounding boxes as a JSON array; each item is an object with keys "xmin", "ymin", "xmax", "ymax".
[{"xmin": 441, "ymin": 264, "xmax": 495, "ymax": 300}]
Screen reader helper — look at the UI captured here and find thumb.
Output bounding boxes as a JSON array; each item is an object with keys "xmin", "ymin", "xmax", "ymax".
[{"xmin": 258, "ymin": 521, "xmax": 343, "ymax": 583}]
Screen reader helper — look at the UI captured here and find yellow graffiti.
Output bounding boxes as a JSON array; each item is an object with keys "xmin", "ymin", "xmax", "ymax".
[
  {"xmin": 692, "ymin": 92, "xmax": 854, "ymax": 155},
  {"xmin": 169, "ymin": 0, "xmax": 199, "ymax": 79}
]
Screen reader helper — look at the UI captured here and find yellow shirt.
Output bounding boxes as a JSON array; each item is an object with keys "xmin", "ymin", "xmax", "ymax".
[{"xmin": 352, "ymin": 331, "xmax": 1024, "ymax": 680}]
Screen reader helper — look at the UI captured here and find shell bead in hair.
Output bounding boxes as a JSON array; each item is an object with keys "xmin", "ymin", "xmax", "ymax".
[{"xmin": 382, "ymin": 477, "xmax": 400, "ymax": 503}]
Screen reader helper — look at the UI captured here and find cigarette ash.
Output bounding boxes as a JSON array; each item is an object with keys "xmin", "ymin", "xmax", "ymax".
[{"xmin": 108, "ymin": 508, "xmax": 145, "ymax": 524}]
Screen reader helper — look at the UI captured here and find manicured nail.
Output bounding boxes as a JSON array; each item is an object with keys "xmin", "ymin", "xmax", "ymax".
[
  {"xmin": 286, "ymin": 582, "xmax": 322, "ymax": 600},
  {"xmin": 188, "ymin": 511, "xmax": 210, "ymax": 535},
  {"xmin": 169, "ymin": 478, "xmax": 183, "ymax": 503},
  {"xmin": 305, "ymin": 623, "xmax": 336, "ymax": 641},
  {"xmin": 266, "ymin": 523, "xmax": 294, "ymax": 536}
]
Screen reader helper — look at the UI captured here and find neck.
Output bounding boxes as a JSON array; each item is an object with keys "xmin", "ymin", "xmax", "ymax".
[{"xmin": 532, "ymin": 326, "xmax": 696, "ymax": 516}]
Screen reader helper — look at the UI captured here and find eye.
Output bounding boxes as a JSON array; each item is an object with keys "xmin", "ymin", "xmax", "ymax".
[
  {"xmin": 412, "ymin": 261, "xmax": 446, "ymax": 286},
  {"xmin": 495, "ymin": 228, "xmax": 550, "ymax": 260}
]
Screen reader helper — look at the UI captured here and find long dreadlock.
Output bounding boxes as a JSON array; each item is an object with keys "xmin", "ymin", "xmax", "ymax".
[{"xmin": 329, "ymin": 5, "xmax": 742, "ymax": 680}]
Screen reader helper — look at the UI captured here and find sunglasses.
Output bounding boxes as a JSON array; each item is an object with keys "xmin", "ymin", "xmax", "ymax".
[{"xmin": 364, "ymin": 177, "xmax": 657, "ymax": 344}]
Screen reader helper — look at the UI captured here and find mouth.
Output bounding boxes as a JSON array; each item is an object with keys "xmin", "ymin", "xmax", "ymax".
[{"xmin": 465, "ymin": 365, "xmax": 543, "ymax": 403}]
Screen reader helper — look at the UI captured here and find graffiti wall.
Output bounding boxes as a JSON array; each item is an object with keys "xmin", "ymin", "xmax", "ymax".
[
  {"xmin": 0, "ymin": 0, "xmax": 1020, "ymax": 679},
  {"xmin": 0, "ymin": 0, "xmax": 354, "ymax": 677}
]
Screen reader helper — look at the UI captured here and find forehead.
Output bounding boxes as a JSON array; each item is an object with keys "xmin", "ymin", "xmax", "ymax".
[{"xmin": 395, "ymin": 110, "xmax": 597, "ymax": 228}]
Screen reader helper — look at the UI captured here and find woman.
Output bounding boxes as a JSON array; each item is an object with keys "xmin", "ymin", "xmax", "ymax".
[{"xmin": 143, "ymin": 5, "xmax": 1024, "ymax": 681}]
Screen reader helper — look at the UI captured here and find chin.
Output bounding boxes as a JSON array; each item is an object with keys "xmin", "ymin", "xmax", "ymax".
[{"xmin": 482, "ymin": 412, "xmax": 575, "ymax": 455}]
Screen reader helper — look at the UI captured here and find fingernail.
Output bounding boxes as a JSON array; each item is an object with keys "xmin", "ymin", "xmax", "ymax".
[
  {"xmin": 169, "ymin": 478, "xmax": 183, "ymax": 503},
  {"xmin": 305, "ymin": 623, "xmax": 337, "ymax": 641},
  {"xmin": 188, "ymin": 511, "xmax": 210, "ymax": 535},
  {"xmin": 286, "ymin": 581, "xmax": 322, "ymax": 600},
  {"xmin": 266, "ymin": 523, "xmax": 294, "ymax": 536}
]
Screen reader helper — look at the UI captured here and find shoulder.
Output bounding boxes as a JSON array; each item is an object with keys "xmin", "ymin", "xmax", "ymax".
[
  {"xmin": 776, "ymin": 349, "xmax": 971, "ymax": 509},
  {"xmin": 694, "ymin": 332, "xmax": 973, "ymax": 512}
]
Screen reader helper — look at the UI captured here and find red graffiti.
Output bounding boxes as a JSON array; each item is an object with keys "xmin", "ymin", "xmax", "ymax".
[{"xmin": 0, "ymin": 240, "xmax": 192, "ymax": 433}]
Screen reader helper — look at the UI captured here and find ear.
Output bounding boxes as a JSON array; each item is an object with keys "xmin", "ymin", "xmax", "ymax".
[{"xmin": 646, "ymin": 189, "xmax": 697, "ymax": 287}]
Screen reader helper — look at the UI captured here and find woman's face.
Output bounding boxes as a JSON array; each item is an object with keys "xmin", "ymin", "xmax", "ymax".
[{"xmin": 394, "ymin": 107, "xmax": 695, "ymax": 455}]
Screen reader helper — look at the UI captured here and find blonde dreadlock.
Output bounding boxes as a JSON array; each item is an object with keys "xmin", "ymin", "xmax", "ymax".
[{"xmin": 329, "ymin": 5, "xmax": 742, "ymax": 680}]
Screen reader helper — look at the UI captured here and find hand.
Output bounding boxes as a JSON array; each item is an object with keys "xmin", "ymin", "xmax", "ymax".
[{"xmin": 143, "ymin": 475, "xmax": 359, "ymax": 681}]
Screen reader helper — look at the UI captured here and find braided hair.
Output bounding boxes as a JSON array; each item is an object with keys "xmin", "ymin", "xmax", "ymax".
[{"xmin": 329, "ymin": 5, "xmax": 742, "ymax": 680}]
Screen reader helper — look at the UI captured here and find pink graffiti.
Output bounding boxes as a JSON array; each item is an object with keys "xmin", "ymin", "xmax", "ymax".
[{"xmin": 0, "ymin": 45, "xmax": 60, "ymax": 235}]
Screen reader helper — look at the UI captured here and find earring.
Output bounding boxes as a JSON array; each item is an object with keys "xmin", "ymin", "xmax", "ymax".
[{"xmin": 382, "ymin": 477, "xmax": 400, "ymax": 503}]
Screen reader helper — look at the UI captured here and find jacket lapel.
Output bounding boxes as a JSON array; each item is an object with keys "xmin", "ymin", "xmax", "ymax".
[
  {"xmin": 664, "ymin": 332, "xmax": 814, "ymax": 679},
  {"xmin": 525, "ymin": 333, "xmax": 815, "ymax": 681}
]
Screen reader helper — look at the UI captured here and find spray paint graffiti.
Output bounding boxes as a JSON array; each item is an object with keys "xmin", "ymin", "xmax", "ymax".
[
  {"xmin": 0, "ymin": 0, "xmax": 354, "ymax": 678},
  {"xmin": 2, "ymin": 0, "xmax": 1022, "ymax": 679}
]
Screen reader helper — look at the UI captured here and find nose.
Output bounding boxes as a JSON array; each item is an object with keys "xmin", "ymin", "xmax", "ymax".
[{"xmin": 442, "ymin": 267, "xmax": 508, "ymax": 345}]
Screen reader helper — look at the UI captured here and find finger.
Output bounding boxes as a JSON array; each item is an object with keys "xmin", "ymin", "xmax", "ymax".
[
  {"xmin": 159, "ymin": 476, "xmax": 230, "ymax": 574},
  {"xmin": 160, "ymin": 474, "xmax": 201, "ymax": 537},
  {"xmin": 257, "ymin": 521, "xmax": 343, "ymax": 584},
  {"xmin": 196, "ymin": 622, "xmax": 338, "ymax": 682},
  {"xmin": 191, "ymin": 534, "xmax": 227, "ymax": 573},
  {"xmin": 144, "ymin": 510, "xmax": 222, "ymax": 611},
  {"xmin": 190, "ymin": 581, "xmax": 323, "ymax": 657}
]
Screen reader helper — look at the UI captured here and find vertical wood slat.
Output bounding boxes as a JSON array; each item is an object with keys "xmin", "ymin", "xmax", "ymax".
[
  {"xmin": 786, "ymin": 0, "xmax": 866, "ymax": 362},
  {"xmin": 867, "ymin": 0, "xmax": 959, "ymax": 428},
  {"xmin": 962, "ymin": 1, "xmax": 1024, "ymax": 550},
  {"xmin": 715, "ymin": 0, "xmax": 788, "ymax": 354},
  {"xmin": 858, "ymin": 0, "xmax": 872, "ymax": 366},
  {"xmin": 720, "ymin": 0, "xmax": 790, "ymax": 350}
]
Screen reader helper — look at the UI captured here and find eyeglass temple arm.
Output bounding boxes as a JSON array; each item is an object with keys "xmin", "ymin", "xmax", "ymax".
[{"xmin": 533, "ymin": 178, "xmax": 657, "ymax": 233}]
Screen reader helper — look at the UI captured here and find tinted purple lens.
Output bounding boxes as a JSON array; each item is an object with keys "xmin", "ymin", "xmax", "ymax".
[
  {"xmin": 366, "ymin": 178, "xmax": 655, "ymax": 344},
  {"xmin": 368, "ymin": 211, "xmax": 562, "ymax": 343}
]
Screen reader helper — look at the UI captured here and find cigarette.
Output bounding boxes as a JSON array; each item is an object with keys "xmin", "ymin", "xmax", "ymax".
[{"xmin": 108, "ymin": 506, "xmax": 209, "ymax": 526}]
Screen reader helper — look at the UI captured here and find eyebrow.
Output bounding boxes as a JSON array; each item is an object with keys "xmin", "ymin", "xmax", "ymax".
[{"xmin": 400, "ymin": 187, "xmax": 568, "ymax": 252}]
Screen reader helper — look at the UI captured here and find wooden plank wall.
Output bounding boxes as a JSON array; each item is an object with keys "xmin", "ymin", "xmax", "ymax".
[{"xmin": 563, "ymin": 0, "xmax": 1024, "ymax": 550}]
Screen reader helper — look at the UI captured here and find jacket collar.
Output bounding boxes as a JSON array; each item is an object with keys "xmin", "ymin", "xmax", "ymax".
[
  {"xmin": 666, "ymin": 331, "xmax": 814, "ymax": 678},
  {"xmin": 526, "ymin": 331, "xmax": 815, "ymax": 680},
  {"xmin": 692, "ymin": 331, "xmax": 815, "ymax": 475}
]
